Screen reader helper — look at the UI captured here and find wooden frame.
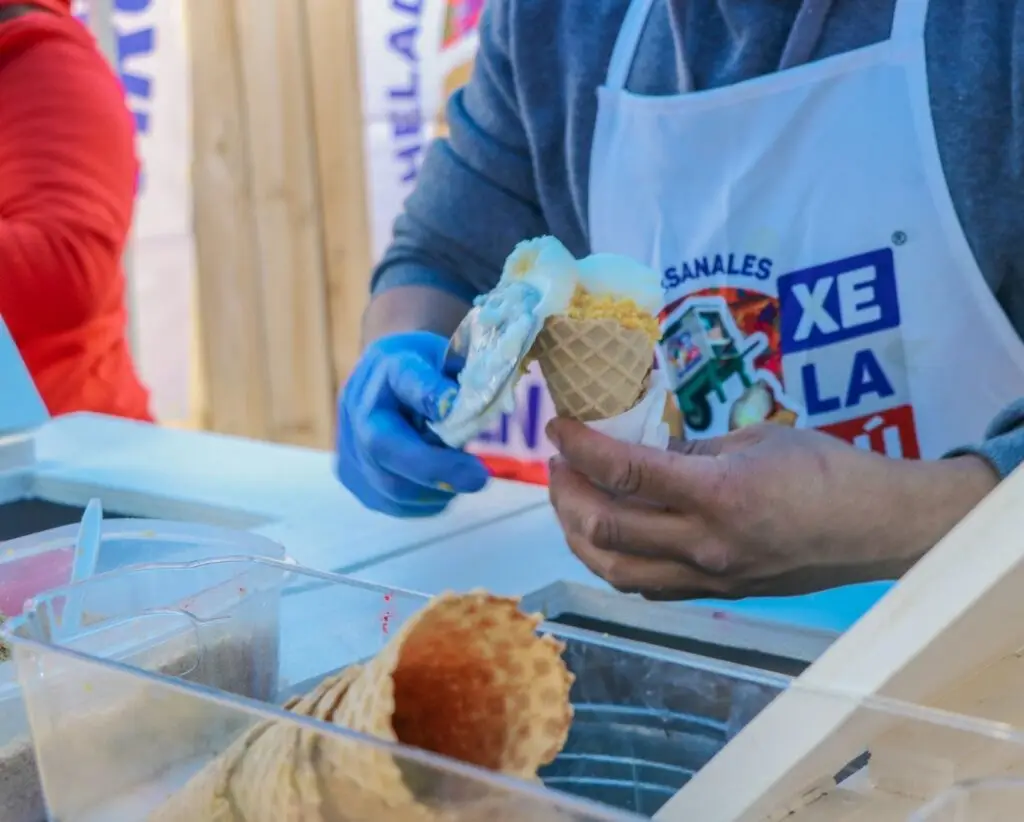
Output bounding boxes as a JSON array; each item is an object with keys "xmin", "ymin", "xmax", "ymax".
[
  {"xmin": 187, "ymin": 0, "xmax": 371, "ymax": 447},
  {"xmin": 656, "ymin": 466, "xmax": 1024, "ymax": 821}
]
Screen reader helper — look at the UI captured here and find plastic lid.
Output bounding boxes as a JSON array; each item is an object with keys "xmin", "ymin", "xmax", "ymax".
[
  {"xmin": 0, "ymin": 316, "xmax": 48, "ymax": 436},
  {"xmin": 0, "ymin": 518, "xmax": 288, "ymax": 618}
]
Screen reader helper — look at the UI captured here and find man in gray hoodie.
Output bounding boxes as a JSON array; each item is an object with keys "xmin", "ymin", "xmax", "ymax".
[{"xmin": 337, "ymin": 0, "xmax": 1024, "ymax": 615}]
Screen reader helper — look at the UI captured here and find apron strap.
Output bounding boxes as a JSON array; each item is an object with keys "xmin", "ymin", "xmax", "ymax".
[
  {"xmin": 891, "ymin": 0, "xmax": 929, "ymax": 41},
  {"xmin": 779, "ymin": 0, "xmax": 837, "ymax": 70},
  {"xmin": 604, "ymin": 0, "xmax": 657, "ymax": 91},
  {"xmin": 604, "ymin": 0, "xmax": 928, "ymax": 94}
]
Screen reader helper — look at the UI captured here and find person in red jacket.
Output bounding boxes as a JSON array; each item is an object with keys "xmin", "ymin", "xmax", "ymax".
[{"xmin": 0, "ymin": 0, "xmax": 152, "ymax": 421}]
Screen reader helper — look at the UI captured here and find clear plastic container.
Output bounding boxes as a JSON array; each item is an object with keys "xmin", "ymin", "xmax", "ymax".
[
  {"xmin": 0, "ymin": 523, "xmax": 287, "ymax": 822},
  {"xmin": 910, "ymin": 779, "xmax": 1024, "ymax": 821},
  {"xmin": 7, "ymin": 557, "xmax": 1024, "ymax": 821},
  {"xmin": 0, "ymin": 519, "xmax": 288, "ymax": 618}
]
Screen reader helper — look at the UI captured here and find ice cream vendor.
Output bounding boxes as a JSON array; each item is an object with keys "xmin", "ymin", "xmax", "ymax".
[{"xmin": 337, "ymin": 0, "xmax": 1024, "ymax": 629}]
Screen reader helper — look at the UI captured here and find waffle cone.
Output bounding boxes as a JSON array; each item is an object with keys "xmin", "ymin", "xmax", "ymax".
[
  {"xmin": 320, "ymin": 590, "xmax": 574, "ymax": 816},
  {"xmin": 148, "ymin": 592, "xmax": 574, "ymax": 821},
  {"xmin": 147, "ymin": 674, "xmax": 347, "ymax": 822},
  {"xmin": 147, "ymin": 721, "xmax": 269, "ymax": 822},
  {"xmin": 531, "ymin": 317, "xmax": 655, "ymax": 422}
]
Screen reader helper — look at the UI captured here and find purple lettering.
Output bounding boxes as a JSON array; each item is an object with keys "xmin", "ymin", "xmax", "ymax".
[
  {"xmin": 388, "ymin": 70, "xmax": 419, "ymax": 100},
  {"xmin": 519, "ymin": 383, "xmax": 543, "ymax": 449},
  {"xmin": 845, "ymin": 349, "xmax": 894, "ymax": 407},
  {"xmin": 389, "ymin": 109, "xmax": 422, "ymax": 140},
  {"xmin": 801, "ymin": 364, "xmax": 841, "ymax": 414},
  {"xmin": 394, "ymin": 144, "xmax": 423, "ymax": 184},
  {"xmin": 473, "ymin": 383, "xmax": 544, "ymax": 449},
  {"xmin": 387, "ymin": 26, "xmax": 418, "ymax": 62}
]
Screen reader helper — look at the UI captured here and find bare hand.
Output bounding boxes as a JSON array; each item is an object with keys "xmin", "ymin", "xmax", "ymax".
[{"xmin": 546, "ymin": 420, "xmax": 999, "ymax": 600}]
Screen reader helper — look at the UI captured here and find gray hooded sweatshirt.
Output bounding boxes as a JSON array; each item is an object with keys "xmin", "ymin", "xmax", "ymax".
[{"xmin": 371, "ymin": 0, "xmax": 1024, "ymax": 477}]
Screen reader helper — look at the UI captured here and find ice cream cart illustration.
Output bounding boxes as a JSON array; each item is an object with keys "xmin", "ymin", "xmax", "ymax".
[{"xmin": 661, "ymin": 304, "xmax": 764, "ymax": 432}]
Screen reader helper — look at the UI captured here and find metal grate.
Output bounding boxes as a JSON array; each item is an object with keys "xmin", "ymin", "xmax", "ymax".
[
  {"xmin": 537, "ymin": 633, "xmax": 785, "ymax": 815},
  {"xmin": 541, "ymin": 703, "xmax": 727, "ymax": 816}
]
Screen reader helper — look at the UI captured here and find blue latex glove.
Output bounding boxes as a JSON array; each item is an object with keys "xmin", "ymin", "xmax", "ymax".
[{"xmin": 336, "ymin": 331, "xmax": 490, "ymax": 517}]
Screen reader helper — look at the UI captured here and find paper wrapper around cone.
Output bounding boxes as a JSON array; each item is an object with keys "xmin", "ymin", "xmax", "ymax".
[
  {"xmin": 148, "ymin": 591, "xmax": 575, "ymax": 822},
  {"xmin": 532, "ymin": 317, "xmax": 670, "ymax": 450},
  {"xmin": 585, "ymin": 369, "xmax": 671, "ymax": 450}
]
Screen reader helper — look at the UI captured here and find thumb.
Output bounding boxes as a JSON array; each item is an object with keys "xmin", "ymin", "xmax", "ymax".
[
  {"xmin": 548, "ymin": 419, "xmax": 721, "ymax": 507},
  {"xmin": 385, "ymin": 352, "xmax": 458, "ymax": 422}
]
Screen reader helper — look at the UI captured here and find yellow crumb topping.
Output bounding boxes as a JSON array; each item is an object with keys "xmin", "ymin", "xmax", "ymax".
[
  {"xmin": 508, "ymin": 248, "xmax": 539, "ymax": 277},
  {"xmin": 566, "ymin": 286, "xmax": 661, "ymax": 342}
]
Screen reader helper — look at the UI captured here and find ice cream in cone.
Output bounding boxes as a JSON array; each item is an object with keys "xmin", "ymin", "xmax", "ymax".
[
  {"xmin": 147, "ymin": 591, "xmax": 574, "ymax": 822},
  {"xmin": 530, "ymin": 275, "xmax": 662, "ymax": 422},
  {"xmin": 430, "ymin": 236, "xmax": 670, "ymax": 449},
  {"xmin": 501, "ymin": 241, "xmax": 663, "ymax": 424}
]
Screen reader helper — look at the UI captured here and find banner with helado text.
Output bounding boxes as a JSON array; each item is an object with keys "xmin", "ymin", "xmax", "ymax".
[
  {"xmin": 357, "ymin": 0, "xmax": 555, "ymax": 483},
  {"xmin": 74, "ymin": 0, "xmax": 195, "ymax": 424}
]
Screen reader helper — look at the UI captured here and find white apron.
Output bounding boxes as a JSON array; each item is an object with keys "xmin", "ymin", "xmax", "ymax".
[{"xmin": 587, "ymin": 0, "xmax": 1024, "ymax": 629}]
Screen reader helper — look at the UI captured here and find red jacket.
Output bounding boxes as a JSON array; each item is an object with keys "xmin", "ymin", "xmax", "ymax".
[{"xmin": 0, "ymin": 0, "xmax": 152, "ymax": 421}]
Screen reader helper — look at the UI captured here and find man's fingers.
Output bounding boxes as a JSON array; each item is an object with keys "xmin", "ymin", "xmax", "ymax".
[
  {"xmin": 640, "ymin": 585, "xmax": 742, "ymax": 602},
  {"xmin": 358, "ymin": 408, "xmax": 489, "ymax": 493},
  {"xmin": 546, "ymin": 418, "xmax": 676, "ymax": 500},
  {"xmin": 335, "ymin": 423, "xmax": 453, "ymax": 516},
  {"xmin": 547, "ymin": 418, "xmax": 720, "ymax": 506},
  {"xmin": 670, "ymin": 435, "xmax": 728, "ymax": 457},
  {"xmin": 549, "ymin": 459, "xmax": 703, "ymax": 560},
  {"xmin": 561, "ymin": 530, "xmax": 728, "ymax": 598},
  {"xmin": 384, "ymin": 351, "xmax": 459, "ymax": 422}
]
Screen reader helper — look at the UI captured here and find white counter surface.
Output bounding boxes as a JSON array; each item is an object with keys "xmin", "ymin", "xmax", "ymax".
[
  {"xmin": 352, "ymin": 505, "xmax": 610, "ymax": 596},
  {"xmin": 18, "ymin": 413, "xmax": 549, "ymax": 574},
  {"xmin": 12, "ymin": 413, "xmax": 892, "ymax": 633},
  {"xmin": 353, "ymin": 503, "xmax": 895, "ymax": 633}
]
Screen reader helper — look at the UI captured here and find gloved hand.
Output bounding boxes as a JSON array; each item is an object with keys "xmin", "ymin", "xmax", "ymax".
[{"xmin": 336, "ymin": 331, "xmax": 490, "ymax": 517}]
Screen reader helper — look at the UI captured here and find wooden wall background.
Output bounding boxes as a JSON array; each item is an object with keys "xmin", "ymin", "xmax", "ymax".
[{"xmin": 185, "ymin": 0, "xmax": 371, "ymax": 449}]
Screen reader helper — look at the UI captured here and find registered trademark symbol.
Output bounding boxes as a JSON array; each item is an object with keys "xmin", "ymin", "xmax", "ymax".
[{"xmin": 892, "ymin": 231, "xmax": 907, "ymax": 246}]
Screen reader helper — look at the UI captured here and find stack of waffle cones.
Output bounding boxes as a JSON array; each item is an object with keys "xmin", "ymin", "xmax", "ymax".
[{"xmin": 148, "ymin": 592, "xmax": 575, "ymax": 822}]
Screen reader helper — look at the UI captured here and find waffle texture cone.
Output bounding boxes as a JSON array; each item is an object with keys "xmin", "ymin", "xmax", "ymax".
[
  {"xmin": 147, "ymin": 721, "xmax": 270, "ymax": 822},
  {"xmin": 531, "ymin": 316, "xmax": 655, "ymax": 422},
  {"xmin": 147, "ymin": 672, "xmax": 351, "ymax": 822},
  {"xmin": 147, "ymin": 592, "xmax": 574, "ymax": 821},
  {"xmin": 320, "ymin": 590, "xmax": 574, "ymax": 816}
]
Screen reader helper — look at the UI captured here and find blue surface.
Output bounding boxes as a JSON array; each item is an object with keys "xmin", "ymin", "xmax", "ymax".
[
  {"xmin": 0, "ymin": 316, "xmax": 48, "ymax": 435},
  {"xmin": 695, "ymin": 581, "xmax": 896, "ymax": 634},
  {"xmin": 349, "ymin": 502, "xmax": 896, "ymax": 636}
]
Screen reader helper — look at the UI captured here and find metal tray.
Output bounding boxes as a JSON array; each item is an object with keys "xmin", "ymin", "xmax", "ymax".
[{"xmin": 282, "ymin": 622, "xmax": 794, "ymax": 817}]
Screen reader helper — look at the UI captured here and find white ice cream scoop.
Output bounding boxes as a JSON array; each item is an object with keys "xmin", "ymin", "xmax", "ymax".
[
  {"xmin": 429, "ymin": 235, "xmax": 667, "ymax": 450},
  {"xmin": 430, "ymin": 236, "xmax": 580, "ymax": 448},
  {"xmin": 431, "ymin": 284, "xmax": 543, "ymax": 448}
]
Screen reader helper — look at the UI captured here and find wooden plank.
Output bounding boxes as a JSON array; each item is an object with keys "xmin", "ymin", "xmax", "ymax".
[
  {"xmin": 764, "ymin": 787, "xmax": 920, "ymax": 822},
  {"xmin": 232, "ymin": 0, "xmax": 335, "ymax": 449},
  {"xmin": 188, "ymin": 270, "xmax": 207, "ymax": 430},
  {"xmin": 301, "ymin": 0, "xmax": 373, "ymax": 391},
  {"xmin": 755, "ymin": 676, "xmax": 1024, "ymax": 820},
  {"xmin": 655, "ymin": 467, "xmax": 1024, "ymax": 822},
  {"xmin": 187, "ymin": 0, "xmax": 271, "ymax": 440},
  {"xmin": 864, "ymin": 653, "xmax": 1024, "ymax": 800}
]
